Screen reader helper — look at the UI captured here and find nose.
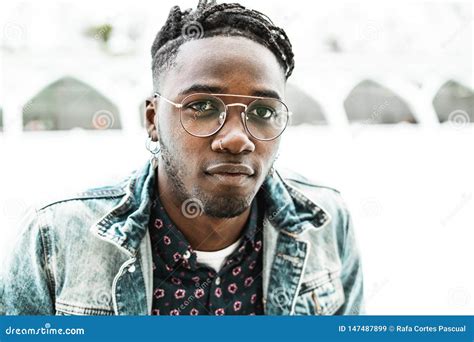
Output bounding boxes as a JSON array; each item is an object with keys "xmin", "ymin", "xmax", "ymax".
[{"xmin": 211, "ymin": 106, "xmax": 255, "ymax": 154}]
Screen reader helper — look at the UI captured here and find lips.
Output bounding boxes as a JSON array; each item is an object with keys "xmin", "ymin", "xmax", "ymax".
[{"xmin": 205, "ymin": 163, "xmax": 255, "ymax": 176}]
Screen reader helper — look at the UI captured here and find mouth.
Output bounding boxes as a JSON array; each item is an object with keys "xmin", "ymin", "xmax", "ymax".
[
  {"xmin": 205, "ymin": 163, "xmax": 255, "ymax": 176},
  {"xmin": 204, "ymin": 163, "xmax": 255, "ymax": 186}
]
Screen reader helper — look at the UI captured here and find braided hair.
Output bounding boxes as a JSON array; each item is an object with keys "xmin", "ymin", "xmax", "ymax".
[{"xmin": 151, "ymin": 0, "xmax": 295, "ymax": 89}]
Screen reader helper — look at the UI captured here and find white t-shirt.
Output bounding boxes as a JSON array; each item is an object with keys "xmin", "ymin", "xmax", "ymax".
[{"xmin": 195, "ymin": 237, "xmax": 243, "ymax": 273}]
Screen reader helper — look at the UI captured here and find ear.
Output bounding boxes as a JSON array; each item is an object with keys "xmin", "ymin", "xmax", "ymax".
[{"xmin": 145, "ymin": 96, "xmax": 159, "ymax": 141}]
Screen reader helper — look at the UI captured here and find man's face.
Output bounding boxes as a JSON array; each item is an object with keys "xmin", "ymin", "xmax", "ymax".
[{"xmin": 149, "ymin": 36, "xmax": 286, "ymax": 218}]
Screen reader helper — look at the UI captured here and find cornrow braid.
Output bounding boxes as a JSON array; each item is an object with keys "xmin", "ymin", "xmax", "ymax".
[{"xmin": 151, "ymin": 0, "xmax": 295, "ymax": 89}]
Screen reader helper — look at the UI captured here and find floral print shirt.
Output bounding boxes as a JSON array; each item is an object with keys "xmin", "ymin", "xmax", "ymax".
[{"xmin": 149, "ymin": 192, "xmax": 264, "ymax": 315}]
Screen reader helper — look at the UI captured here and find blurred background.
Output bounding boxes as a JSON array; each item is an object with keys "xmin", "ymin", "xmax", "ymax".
[{"xmin": 0, "ymin": 0, "xmax": 473, "ymax": 314}]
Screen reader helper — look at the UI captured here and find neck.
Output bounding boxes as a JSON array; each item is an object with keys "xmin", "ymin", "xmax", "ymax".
[{"xmin": 156, "ymin": 166, "xmax": 251, "ymax": 252}]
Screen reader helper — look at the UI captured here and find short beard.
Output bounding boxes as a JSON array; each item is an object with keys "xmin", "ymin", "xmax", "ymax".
[{"xmin": 158, "ymin": 135, "xmax": 254, "ymax": 219}]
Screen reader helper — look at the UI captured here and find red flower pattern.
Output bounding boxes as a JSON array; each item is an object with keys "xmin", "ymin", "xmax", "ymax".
[
  {"xmin": 150, "ymin": 193, "xmax": 263, "ymax": 315},
  {"xmin": 174, "ymin": 289, "xmax": 186, "ymax": 299}
]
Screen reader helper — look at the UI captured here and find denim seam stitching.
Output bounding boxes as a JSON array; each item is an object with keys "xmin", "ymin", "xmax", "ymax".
[{"xmin": 37, "ymin": 210, "xmax": 57, "ymax": 309}]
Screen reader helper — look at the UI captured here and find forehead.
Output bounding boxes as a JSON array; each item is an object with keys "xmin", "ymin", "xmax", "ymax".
[{"xmin": 160, "ymin": 36, "xmax": 286, "ymax": 97}]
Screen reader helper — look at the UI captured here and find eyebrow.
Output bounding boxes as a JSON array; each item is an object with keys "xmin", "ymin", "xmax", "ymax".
[{"xmin": 178, "ymin": 84, "xmax": 282, "ymax": 100}]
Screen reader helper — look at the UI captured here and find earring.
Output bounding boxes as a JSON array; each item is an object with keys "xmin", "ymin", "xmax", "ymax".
[
  {"xmin": 269, "ymin": 165, "xmax": 275, "ymax": 177},
  {"xmin": 269, "ymin": 154, "xmax": 279, "ymax": 177},
  {"xmin": 146, "ymin": 137, "xmax": 160, "ymax": 169}
]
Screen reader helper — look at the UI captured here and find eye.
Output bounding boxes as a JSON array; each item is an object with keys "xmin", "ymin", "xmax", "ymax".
[
  {"xmin": 188, "ymin": 100, "xmax": 217, "ymax": 112},
  {"xmin": 248, "ymin": 106, "xmax": 275, "ymax": 120}
]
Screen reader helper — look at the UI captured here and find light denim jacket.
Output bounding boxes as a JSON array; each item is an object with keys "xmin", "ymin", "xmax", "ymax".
[{"xmin": 0, "ymin": 160, "xmax": 364, "ymax": 315}]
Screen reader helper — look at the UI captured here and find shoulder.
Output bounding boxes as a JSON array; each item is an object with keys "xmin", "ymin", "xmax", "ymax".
[
  {"xmin": 28, "ymin": 177, "xmax": 130, "ymax": 239},
  {"xmin": 276, "ymin": 168, "xmax": 356, "ymax": 266},
  {"xmin": 276, "ymin": 167, "xmax": 352, "ymax": 249},
  {"xmin": 36, "ymin": 176, "xmax": 129, "ymax": 213},
  {"xmin": 277, "ymin": 167, "xmax": 341, "ymax": 194},
  {"xmin": 277, "ymin": 167, "xmax": 348, "ymax": 215}
]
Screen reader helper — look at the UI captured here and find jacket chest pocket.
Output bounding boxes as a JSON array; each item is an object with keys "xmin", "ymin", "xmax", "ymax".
[
  {"xmin": 55, "ymin": 299, "xmax": 115, "ymax": 316},
  {"xmin": 293, "ymin": 271, "xmax": 345, "ymax": 315}
]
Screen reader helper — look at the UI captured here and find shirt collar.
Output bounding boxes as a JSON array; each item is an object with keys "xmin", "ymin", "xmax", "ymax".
[
  {"xmin": 91, "ymin": 157, "xmax": 330, "ymax": 256},
  {"xmin": 149, "ymin": 188, "xmax": 261, "ymax": 269}
]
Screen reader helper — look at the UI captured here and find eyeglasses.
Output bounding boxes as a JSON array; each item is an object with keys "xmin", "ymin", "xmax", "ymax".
[{"xmin": 154, "ymin": 92, "xmax": 290, "ymax": 141}]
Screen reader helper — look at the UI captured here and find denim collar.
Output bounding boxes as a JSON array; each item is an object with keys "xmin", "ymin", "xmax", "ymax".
[{"xmin": 91, "ymin": 159, "xmax": 330, "ymax": 257}]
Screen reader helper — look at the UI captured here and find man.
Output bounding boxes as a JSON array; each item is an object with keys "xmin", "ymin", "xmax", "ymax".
[{"xmin": 1, "ymin": 0, "xmax": 363, "ymax": 315}]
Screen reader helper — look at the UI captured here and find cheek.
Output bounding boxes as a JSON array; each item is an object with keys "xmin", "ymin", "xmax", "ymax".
[
  {"xmin": 255, "ymin": 140, "xmax": 280, "ymax": 177},
  {"xmin": 158, "ymin": 111, "xmax": 182, "ymax": 144},
  {"xmin": 169, "ymin": 127, "xmax": 207, "ymax": 163},
  {"xmin": 261, "ymin": 140, "xmax": 280, "ymax": 162},
  {"xmin": 158, "ymin": 110, "xmax": 210, "ymax": 165}
]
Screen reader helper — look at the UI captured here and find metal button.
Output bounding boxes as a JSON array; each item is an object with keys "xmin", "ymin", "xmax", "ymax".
[
  {"xmin": 215, "ymin": 276, "xmax": 221, "ymax": 285},
  {"xmin": 128, "ymin": 265, "xmax": 136, "ymax": 273},
  {"xmin": 183, "ymin": 250, "xmax": 191, "ymax": 259}
]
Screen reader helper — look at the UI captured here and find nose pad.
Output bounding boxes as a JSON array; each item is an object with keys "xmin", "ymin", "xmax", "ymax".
[
  {"xmin": 219, "ymin": 109, "xmax": 250, "ymax": 137},
  {"xmin": 221, "ymin": 106, "xmax": 246, "ymax": 132}
]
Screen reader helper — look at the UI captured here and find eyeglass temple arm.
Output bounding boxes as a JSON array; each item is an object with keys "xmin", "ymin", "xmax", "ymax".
[{"xmin": 154, "ymin": 92, "xmax": 182, "ymax": 108}]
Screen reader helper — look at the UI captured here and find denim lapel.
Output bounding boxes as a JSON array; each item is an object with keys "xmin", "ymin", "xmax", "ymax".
[
  {"xmin": 260, "ymin": 171, "xmax": 331, "ymax": 314},
  {"xmin": 90, "ymin": 161, "xmax": 155, "ymax": 257}
]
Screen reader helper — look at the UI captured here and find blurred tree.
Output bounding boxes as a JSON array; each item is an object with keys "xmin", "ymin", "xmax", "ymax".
[{"xmin": 84, "ymin": 24, "xmax": 113, "ymax": 45}]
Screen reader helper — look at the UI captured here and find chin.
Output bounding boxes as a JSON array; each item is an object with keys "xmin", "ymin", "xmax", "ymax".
[{"xmin": 202, "ymin": 194, "xmax": 253, "ymax": 218}]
